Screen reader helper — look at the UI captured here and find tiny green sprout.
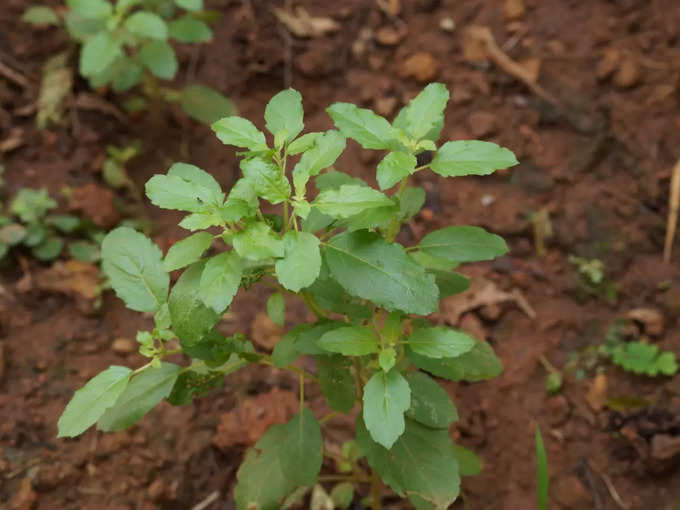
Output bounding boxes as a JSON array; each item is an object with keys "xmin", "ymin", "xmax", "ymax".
[
  {"xmin": 23, "ymin": 0, "xmax": 235, "ymax": 124},
  {"xmin": 57, "ymin": 84, "xmax": 519, "ymax": 509}
]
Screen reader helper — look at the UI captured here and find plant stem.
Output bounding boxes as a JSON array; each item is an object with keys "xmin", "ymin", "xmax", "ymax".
[
  {"xmin": 299, "ymin": 372, "xmax": 304, "ymax": 413},
  {"xmin": 301, "ymin": 290, "xmax": 328, "ymax": 320},
  {"xmin": 386, "ymin": 177, "xmax": 408, "ymax": 242},
  {"xmin": 319, "ymin": 411, "xmax": 339, "ymax": 425},
  {"xmin": 371, "ymin": 469, "xmax": 383, "ymax": 510},
  {"xmin": 283, "ymin": 201, "xmax": 290, "ymax": 233}
]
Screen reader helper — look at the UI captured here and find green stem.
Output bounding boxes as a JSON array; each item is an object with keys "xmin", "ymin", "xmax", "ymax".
[
  {"xmin": 283, "ymin": 201, "xmax": 290, "ymax": 233},
  {"xmin": 386, "ymin": 177, "xmax": 409, "ymax": 242},
  {"xmin": 371, "ymin": 469, "xmax": 383, "ymax": 510},
  {"xmin": 301, "ymin": 290, "xmax": 329, "ymax": 320},
  {"xmin": 319, "ymin": 411, "xmax": 339, "ymax": 425}
]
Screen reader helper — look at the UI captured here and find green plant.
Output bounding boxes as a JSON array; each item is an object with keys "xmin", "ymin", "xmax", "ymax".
[
  {"xmin": 535, "ymin": 425, "xmax": 549, "ymax": 510},
  {"xmin": 23, "ymin": 0, "xmax": 235, "ymax": 124},
  {"xmin": 568, "ymin": 255, "xmax": 618, "ymax": 303},
  {"xmin": 57, "ymin": 84, "xmax": 518, "ymax": 509}
]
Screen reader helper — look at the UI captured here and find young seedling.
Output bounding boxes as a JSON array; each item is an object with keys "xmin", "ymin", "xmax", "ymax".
[
  {"xmin": 23, "ymin": 0, "xmax": 235, "ymax": 124},
  {"xmin": 57, "ymin": 84, "xmax": 519, "ymax": 509}
]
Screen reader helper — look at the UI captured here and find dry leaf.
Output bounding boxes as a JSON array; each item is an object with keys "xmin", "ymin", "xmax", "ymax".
[
  {"xmin": 273, "ymin": 6, "xmax": 340, "ymax": 38},
  {"xmin": 441, "ymin": 277, "xmax": 535, "ymax": 325},
  {"xmin": 36, "ymin": 260, "xmax": 101, "ymax": 301},
  {"xmin": 504, "ymin": 0, "xmax": 526, "ymax": 19},
  {"xmin": 625, "ymin": 308, "xmax": 664, "ymax": 337},
  {"xmin": 250, "ymin": 311, "xmax": 282, "ymax": 350},
  {"xmin": 398, "ymin": 52, "xmax": 438, "ymax": 82},
  {"xmin": 586, "ymin": 373, "xmax": 607, "ymax": 412},
  {"xmin": 37, "ymin": 52, "xmax": 72, "ymax": 129}
]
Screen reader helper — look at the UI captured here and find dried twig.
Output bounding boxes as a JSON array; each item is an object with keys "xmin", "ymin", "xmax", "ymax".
[
  {"xmin": 588, "ymin": 461, "xmax": 630, "ymax": 510},
  {"xmin": 0, "ymin": 59, "xmax": 31, "ymax": 90},
  {"xmin": 663, "ymin": 159, "xmax": 680, "ymax": 262},
  {"xmin": 191, "ymin": 491, "xmax": 220, "ymax": 510}
]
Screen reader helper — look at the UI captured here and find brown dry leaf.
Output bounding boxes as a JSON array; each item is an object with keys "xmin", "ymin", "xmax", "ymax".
[
  {"xmin": 10, "ymin": 477, "xmax": 37, "ymax": 510},
  {"xmin": 250, "ymin": 311, "xmax": 282, "ymax": 350},
  {"xmin": 212, "ymin": 388, "xmax": 298, "ymax": 450},
  {"xmin": 462, "ymin": 27, "xmax": 489, "ymax": 63},
  {"xmin": 37, "ymin": 52, "xmax": 72, "ymax": 129},
  {"xmin": 0, "ymin": 127, "xmax": 24, "ymax": 153},
  {"xmin": 625, "ymin": 307, "xmax": 664, "ymax": 337},
  {"xmin": 504, "ymin": 0, "xmax": 526, "ymax": 19},
  {"xmin": 441, "ymin": 277, "xmax": 535, "ymax": 325},
  {"xmin": 520, "ymin": 57, "xmax": 541, "ymax": 83},
  {"xmin": 69, "ymin": 183, "xmax": 120, "ymax": 228},
  {"xmin": 586, "ymin": 373, "xmax": 607, "ymax": 412},
  {"xmin": 398, "ymin": 52, "xmax": 438, "ymax": 82},
  {"xmin": 35, "ymin": 260, "xmax": 101, "ymax": 301},
  {"xmin": 273, "ymin": 6, "xmax": 340, "ymax": 38}
]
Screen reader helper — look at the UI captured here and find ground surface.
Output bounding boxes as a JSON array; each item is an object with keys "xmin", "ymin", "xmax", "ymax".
[{"xmin": 1, "ymin": 0, "xmax": 680, "ymax": 509}]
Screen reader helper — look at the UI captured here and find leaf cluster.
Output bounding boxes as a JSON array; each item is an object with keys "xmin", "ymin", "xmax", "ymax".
[{"xmin": 57, "ymin": 84, "xmax": 518, "ymax": 509}]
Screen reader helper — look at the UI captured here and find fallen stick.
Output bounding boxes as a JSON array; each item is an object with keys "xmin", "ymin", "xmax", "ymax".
[{"xmin": 663, "ymin": 159, "xmax": 680, "ymax": 262}]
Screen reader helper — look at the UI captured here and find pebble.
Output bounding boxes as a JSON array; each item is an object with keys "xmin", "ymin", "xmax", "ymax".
[
  {"xmin": 112, "ymin": 337, "xmax": 136, "ymax": 355},
  {"xmin": 399, "ymin": 52, "xmax": 438, "ymax": 82}
]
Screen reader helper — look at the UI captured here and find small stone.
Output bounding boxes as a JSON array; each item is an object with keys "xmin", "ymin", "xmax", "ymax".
[
  {"xmin": 545, "ymin": 395, "xmax": 571, "ymax": 427},
  {"xmin": 613, "ymin": 58, "xmax": 640, "ymax": 88},
  {"xmin": 376, "ymin": 26, "xmax": 406, "ymax": 46},
  {"xmin": 374, "ymin": 96, "xmax": 397, "ymax": 117},
  {"xmin": 439, "ymin": 16, "xmax": 455, "ymax": 32},
  {"xmin": 112, "ymin": 337, "xmax": 136, "ymax": 355},
  {"xmin": 398, "ymin": 52, "xmax": 438, "ymax": 82},
  {"xmin": 625, "ymin": 308, "xmax": 664, "ymax": 337},
  {"xmin": 468, "ymin": 111, "xmax": 497, "ymax": 137},
  {"xmin": 504, "ymin": 0, "xmax": 526, "ymax": 19},
  {"xmin": 552, "ymin": 475, "xmax": 592, "ymax": 509}
]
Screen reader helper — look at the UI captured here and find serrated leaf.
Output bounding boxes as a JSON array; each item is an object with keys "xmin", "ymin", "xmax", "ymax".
[
  {"xmin": 324, "ymin": 231, "xmax": 439, "ymax": 315},
  {"xmin": 377, "ymin": 151, "xmax": 417, "ymax": 190},
  {"xmin": 22, "ymin": 6, "xmax": 59, "ymax": 26},
  {"xmin": 405, "ymin": 372, "xmax": 457, "ymax": 429},
  {"xmin": 287, "ymin": 132, "xmax": 321, "ymax": 155},
  {"xmin": 267, "ymin": 292, "xmax": 286, "ymax": 326},
  {"xmin": 265, "ymin": 88, "xmax": 304, "ymax": 142},
  {"xmin": 315, "ymin": 170, "xmax": 367, "ymax": 190},
  {"xmin": 356, "ymin": 417, "xmax": 460, "ymax": 509},
  {"xmin": 275, "ymin": 231, "xmax": 321, "ymax": 292},
  {"xmin": 179, "ymin": 84, "xmax": 236, "ymax": 124},
  {"xmin": 168, "ymin": 261, "xmax": 220, "ymax": 346},
  {"xmin": 240, "ymin": 157, "xmax": 290, "ymax": 204},
  {"xmin": 146, "ymin": 162, "xmax": 225, "ymax": 212},
  {"xmin": 57, "ymin": 366, "xmax": 132, "ymax": 437},
  {"xmin": 164, "ymin": 231, "xmax": 213, "ymax": 271},
  {"xmin": 138, "ymin": 40, "xmax": 177, "ymax": 79},
  {"xmin": 199, "ymin": 252, "xmax": 242, "ymax": 313},
  {"xmin": 318, "ymin": 326, "xmax": 379, "ymax": 356},
  {"xmin": 279, "ymin": 408, "xmax": 323, "ymax": 485},
  {"xmin": 314, "ymin": 184, "xmax": 393, "ymax": 218},
  {"xmin": 451, "ymin": 444, "xmax": 482, "ymax": 476},
  {"xmin": 407, "ymin": 326, "xmax": 476, "ymax": 359},
  {"xmin": 418, "ymin": 226, "xmax": 508, "ymax": 263},
  {"xmin": 327, "ymin": 102, "xmax": 396, "ymax": 150},
  {"xmin": 363, "ymin": 370, "xmax": 411, "ymax": 448},
  {"xmin": 292, "ymin": 130, "xmax": 346, "ymax": 196},
  {"xmin": 407, "ymin": 341, "xmax": 503, "ymax": 382},
  {"xmin": 317, "ymin": 355, "xmax": 355, "ymax": 413},
  {"xmin": 168, "ymin": 15, "xmax": 212, "ymax": 42},
  {"xmin": 234, "ymin": 422, "xmax": 296, "ymax": 510},
  {"xmin": 211, "ymin": 116, "xmax": 267, "ymax": 151},
  {"xmin": 393, "ymin": 83, "xmax": 449, "ymax": 141},
  {"xmin": 125, "ymin": 11, "xmax": 167, "ymax": 39},
  {"xmin": 610, "ymin": 341, "xmax": 678, "ymax": 376},
  {"xmin": 430, "ymin": 140, "xmax": 518, "ymax": 177},
  {"xmin": 379, "ymin": 348, "xmax": 397, "ymax": 372},
  {"xmin": 233, "ymin": 221, "xmax": 284, "ymax": 261},
  {"xmin": 97, "ymin": 363, "xmax": 180, "ymax": 431},
  {"xmin": 102, "ymin": 227, "xmax": 169, "ymax": 312}
]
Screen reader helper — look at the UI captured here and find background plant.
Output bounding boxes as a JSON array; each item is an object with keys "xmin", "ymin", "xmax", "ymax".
[
  {"xmin": 57, "ymin": 84, "xmax": 518, "ymax": 509},
  {"xmin": 23, "ymin": 0, "xmax": 235, "ymax": 124}
]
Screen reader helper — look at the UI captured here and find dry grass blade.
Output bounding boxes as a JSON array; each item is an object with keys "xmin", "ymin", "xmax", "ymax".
[{"xmin": 663, "ymin": 159, "xmax": 680, "ymax": 262}]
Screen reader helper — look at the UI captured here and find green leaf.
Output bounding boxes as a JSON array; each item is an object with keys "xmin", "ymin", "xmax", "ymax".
[
  {"xmin": 267, "ymin": 292, "xmax": 286, "ymax": 326},
  {"xmin": 330, "ymin": 483, "xmax": 354, "ymax": 509},
  {"xmin": 68, "ymin": 0, "xmax": 112, "ymax": 19},
  {"xmin": 417, "ymin": 226, "xmax": 508, "ymax": 263},
  {"xmin": 179, "ymin": 84, "xmax": 236, "ymax": 124},
  {"xmin": 327, "ymin": 102, "xmax": 395, "ymax": 150},
  {"xmin": 32, "ymin": 236, "xmax": 64, "ymax": 260},
  {"xmin": 405, "ymin": 371, "xmax": 457, "ymax": 429},
  {"xmin": 271, "ymin": 328, "xmax": 299, "ymax": 367},
  {"xmin": 175, "ymin": 0, "xmax": 202, "ymax": 10},
  {"xmin": 356, "ymin": 417, "xmax": 460, "ymax": 509},
  {"xmin": 57, "ymin": 366, "xmax": 132, "ymax": 437},
  {"xmin": 69, "ymin": 241, "xmax": 100, "ymax": 262},
  {"xmin": 314, "ymin": 184, "xmax": 393, "ymax": 218},
  {"xmin": 317, "ymin": 355, "xmax": 355, "ymax": 413},
  {"xmin": 287, "ymin": 132, "xmax": 321, "ymax": 155},
  {"xmin": 199, "ymin": 252, "xmax": 242, "ymax": 313},
  {"xmin": 11, "ymin": 188, "xmax": 56, "ymax": 223},
  {"xmin": 240, "ymin": 157, "xmax": 290, "ymax": 204},
  {"xmin": 379, "ymin": 348, "xmax": 396, "ymax": 372},
  {"xmin": 377, "ymin": 151, "xmax": 417, "ymax": 190},
  {"xmin": 102, "ymin": 227, "xmax": 169, "ymax": 312},
  {"xmin": 432, "ymin": 270, "xmax": 469, "ymax": 297},
  {"xmin": 292, "ymin": 130, "xmax": 346, "ymax": 196},
  {"xmin": 233, "ymin": 221, "xmax": 284, "ymax": 261},
  {"xmin": 398, "ymin": 187, "xmax": 425, "ymax": 221},
  {"xmin": 125, "ymin": 11, "xmax": 167, "ymax": 39},
  {"xmin": 307, "ymin": 264, "xmax": 371, "ymax": 318},
  {"xmin": 610, "ymin": 341, "xmax": 678, "ymax": 376},
  {"xmin": 265, "ymin": 88, "xmax": 304, "ymax": 142},
  {"xmin": 138, "ymin": 40, "xmax": 177, "ymax": 79},
  {"xmin": 315, "ymin": 170, "xmax": 367, "ymax": 191},
  {"xmin": 80, "ymin": 32, "xmax": 122, "ymax": 77},
  {"xmin": 98, "ymin": 363, "xmax": 180, "ymax": 431},
  {"xmin": 111, "ymin": 57, "xmax": 143, "ymax": 92},
  {"xmin": 324, "ymin": 231, "xmax": 439, "ymax": 315},
  {"xmin": 363, "ymin": 370, "xmax": 411, "ymax": 448},
  {"xmin": 318, "ymin": 326, "xmax": 379, "ymax": 356},
  {"xmin": 393, "ymin": 82, "xmax": 449, "ymax": 141},
  {"xmin": 430, "ymin": 140, "xmax": 518, "ymax": 177},
  {"xmin": 535, "ymin": 425, "xmax": 549, "ymax": 510},
  {"xmin": 146, "ymin": 162, "xmax": 225, "ymax": 212},
  {"xmin": 408, "ymin": 341, "xmax": 503, "ymax": 382},
  {"xmin": 451, "ymin": 444, "xmax": 482, "ymax": 476},
  {"xmin": 164, "ymin": 231, "xmax": 213, "ymax": 271},
  {"xmin": 22, "ymin": 6, "xmax": 59, "ymax": 26},
  {"xmin": 211, "ymin": 116, "xmax": 267, "ymax": 151},
  {"xmin": 407, "ymin": 326, "xmax": 476, "ymax": 359},
  {"xmin": 168, "ymin": 15, "xmax": 212, "ymax": 42},
  {"xmin": 167, "ymin": 369, "xmax": 224, "ymax": 405},
  {"xmin": 279, "ymin": 408, "xmax": 323, "ymax": 486},
  {"xmin": 234, "ymin": 422, "xmax": 296, "ymax": 510},
  {"xmin": 168, "ymin": 261, "xmax": 220, "ymax": 346},
  {"xmin": 275, "ymin": 232, "xmax": 321, "ymax": 292},
  {"xmin": 289, "ymin": 321, "xmax": 346, "ymax": 356}
]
